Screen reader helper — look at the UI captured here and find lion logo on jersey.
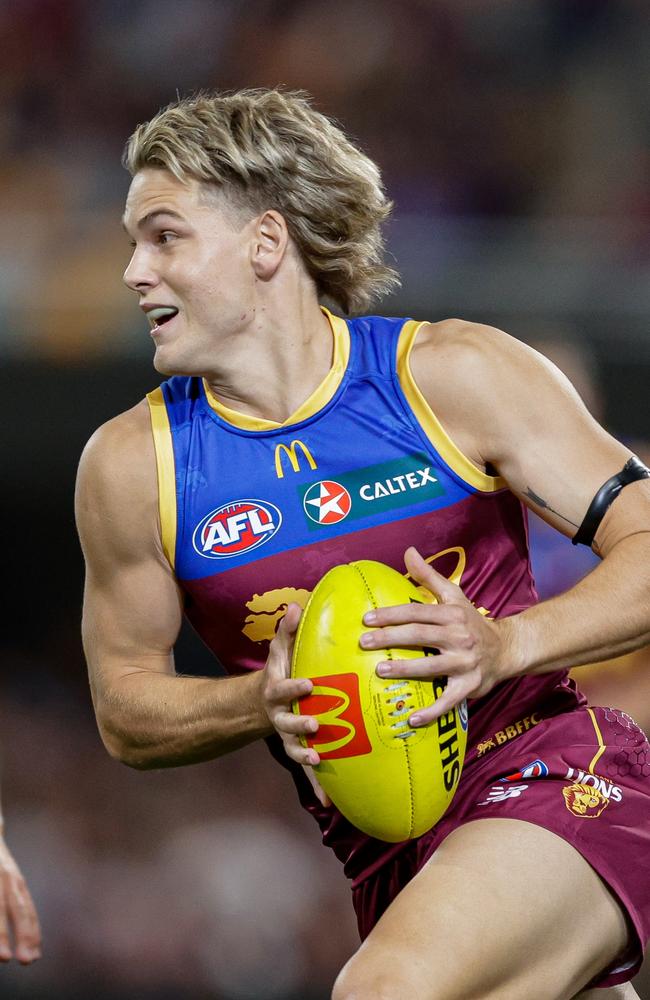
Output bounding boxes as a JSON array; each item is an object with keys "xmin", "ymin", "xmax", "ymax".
[
  {"xmin": 241, "ymin": 546, "xmax": 491, "ymax": 644},
  {"xmin": 562, "ymin": 782, "xmax": 609, "ymax": 819},
  {"xmin": 242, "ymin": 588, "xmax": 311, "ymax": 643}
]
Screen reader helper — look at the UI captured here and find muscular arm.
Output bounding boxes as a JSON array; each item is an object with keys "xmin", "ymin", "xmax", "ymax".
[
  {"xmin": 410, "ymin": 320, "xmax": 650, "ymax": 677},
  {"xmin": 510, "ymin": 514, "xmax": 650, "ymax": 673},
  {"xmin": 76, "ymin": 401, "xmax": 272, "ymax": 769}
]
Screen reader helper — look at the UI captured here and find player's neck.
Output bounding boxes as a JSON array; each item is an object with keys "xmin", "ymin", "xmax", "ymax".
[{"xmin": 204, "ymin": 287, "xmax": 334, "ymax": 424}]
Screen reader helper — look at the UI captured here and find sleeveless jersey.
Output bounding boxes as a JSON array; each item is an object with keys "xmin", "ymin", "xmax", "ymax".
[{"xmin": 147, "ymin": 309, "xmax": 585, "ymax": 883}]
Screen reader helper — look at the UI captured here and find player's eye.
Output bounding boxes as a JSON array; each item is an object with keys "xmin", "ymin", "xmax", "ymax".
[{"xmin": 157, "ymin": 231, "xmax": 177, "ymax": 245}]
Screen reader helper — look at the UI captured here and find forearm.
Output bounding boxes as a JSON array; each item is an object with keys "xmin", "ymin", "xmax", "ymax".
[
  {"xmin": 503, "ymin": 534, "xmax": 650, "ymax": 676},
  {"xmin": 95, "ymin": 668, "xmax": 271, "ymax": 769}
]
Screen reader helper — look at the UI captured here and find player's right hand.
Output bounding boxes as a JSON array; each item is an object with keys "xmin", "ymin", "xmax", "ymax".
[
  {"xmin": 261, "ymin": 603, "xmax": 321, "ymax": 767},
  {"xmin": 0, "ymin": 834, "xmax": 41, "ymax": 964}
]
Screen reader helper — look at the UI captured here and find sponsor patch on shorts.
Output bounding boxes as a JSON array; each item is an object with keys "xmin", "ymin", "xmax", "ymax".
[
  {"xmin": 477, "ymin": 783, "xmax": 529, "ymax": 806},
  {"xmin": 500, "ymin": 758, "xmax": 549, "ymax": 782},
  {"xmin": 475, "ymin": 713, "xmax": 542, "ymax": 756},
  {"xmin": 562, "ymin": 766, "xmax": 623, "ymax": 818}
]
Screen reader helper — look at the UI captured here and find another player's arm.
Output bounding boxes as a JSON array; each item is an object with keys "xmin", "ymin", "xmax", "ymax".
[
  {"xmin": 76, "ymin": 402, "xmax": 312, "ymax": 769},
  {"xmin": 0, "ymin": 791, "xmax": 41, "ymax": 963},
  {"xmin": 363, "ymin": 321, "xmax": 650, "ymax": 719}
]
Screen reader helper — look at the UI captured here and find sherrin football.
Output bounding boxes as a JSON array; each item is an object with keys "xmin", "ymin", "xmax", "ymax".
[{"xmin": 291, "ymin": 560, "xmax": 468, "ymax": 842}]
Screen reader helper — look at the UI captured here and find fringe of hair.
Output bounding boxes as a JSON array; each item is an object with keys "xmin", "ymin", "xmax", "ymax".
[{"xmin": 123, "ymin": 89, "xmax": 400, "ymax": 314}]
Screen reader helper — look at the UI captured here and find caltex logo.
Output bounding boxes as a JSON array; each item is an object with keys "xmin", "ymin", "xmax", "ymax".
[
  {"xmin": 299, "ymin": 453, "xmax": 444, "ymax": 531},
  {"xmin": 303, "ymin": 480, "xmax": 352, "ymax": 525},
  {"xmin": 193, "ymin": 499, "xmax": 282, "ymax": 558}
]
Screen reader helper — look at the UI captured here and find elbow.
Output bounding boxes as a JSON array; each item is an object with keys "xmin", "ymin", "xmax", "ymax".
[
  {"xmin": 123, "ymin": 754, "xmax": 160, "ymax": 771},
  {"xmin": 112, "ymin": 744, "xmax": 159, "ymax": 771},
  {"xmin": 98, "ymin": 725, "xmax": 153, "ymax": 770},
  {"xmin": 95, "ymin": 711, "xmax": 161, "ymax": 770}
]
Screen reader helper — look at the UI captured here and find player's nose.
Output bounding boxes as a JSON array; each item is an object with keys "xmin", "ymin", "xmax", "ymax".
[{"xmin": 123, "ymin": 247, "xmax": 158, "ymax": 292}]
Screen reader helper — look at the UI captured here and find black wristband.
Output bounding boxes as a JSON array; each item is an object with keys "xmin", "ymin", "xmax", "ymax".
[{"xmin": 572, "ymin": 456, "xmax": 650, "ymax": 547}]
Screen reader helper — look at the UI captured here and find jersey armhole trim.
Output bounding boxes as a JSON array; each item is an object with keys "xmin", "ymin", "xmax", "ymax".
[
  {"xmin": 146, "ymin": 387, "xmax": 177, "ymax": 570},
  {"xmin": 396, "ymin": 320, "xmax": 506, "ymax": 493}
]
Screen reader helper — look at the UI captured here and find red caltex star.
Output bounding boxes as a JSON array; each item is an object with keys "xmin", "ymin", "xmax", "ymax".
[{"xmin": 304, "ymin": 481, "xmax": 352, "ymax": 524}]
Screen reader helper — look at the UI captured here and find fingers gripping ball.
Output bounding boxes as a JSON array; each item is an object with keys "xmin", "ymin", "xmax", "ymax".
[{"xmin": 291, "ymin": 560, "xmax": 468, "ymax": 842}]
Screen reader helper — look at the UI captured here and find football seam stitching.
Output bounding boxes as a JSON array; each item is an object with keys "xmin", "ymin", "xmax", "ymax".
[{"xmin": 353, "ymin": 564, "xmax": 390, "ymax": 660}]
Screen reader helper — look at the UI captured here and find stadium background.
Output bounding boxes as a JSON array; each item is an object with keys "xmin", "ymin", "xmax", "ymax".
[{"xmin": 1, "ymin": 1, "xmax": 649, "ymax": 997}]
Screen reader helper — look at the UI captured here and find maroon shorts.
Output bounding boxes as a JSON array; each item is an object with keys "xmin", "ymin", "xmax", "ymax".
[{"xmin": 352, "ymin": 705, "xmax": 650, "ymax": 988}]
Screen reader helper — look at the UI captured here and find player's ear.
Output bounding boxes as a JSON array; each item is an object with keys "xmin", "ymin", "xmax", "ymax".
[{"xmin": 251, "ymin": 209, "xmax": 289, "ymax": 280}]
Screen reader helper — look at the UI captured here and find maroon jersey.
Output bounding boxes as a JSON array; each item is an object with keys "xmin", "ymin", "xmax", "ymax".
[
  {"xmin": 148, "ymin": 311, "xmax": 649, "ymax": 985},
  {"xmin": 148, "ymin": 311, "xmax": 581, "ymax": 867}
]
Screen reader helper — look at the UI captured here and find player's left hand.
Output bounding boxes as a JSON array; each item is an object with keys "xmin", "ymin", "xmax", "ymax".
[
  {"xmin": 0, "ymin": 833, "xmax": 41, "ymax": 964},
  {"xmin": 360, "ymin": 546, "xmax": 516, "ymax": 727},
  {"xmin": 262, "ymin": 604, "xmax": 332, "ymax": 806}
]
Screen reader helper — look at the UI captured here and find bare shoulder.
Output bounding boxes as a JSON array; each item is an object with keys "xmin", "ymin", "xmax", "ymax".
[
  {"xmin": 77, "ymin": 399, "xmax": 156, "ymax": 503},
  {"xmin": 409, "ymin": 317, "xmax": 591, "ymax": 467},
  {"xmin": 412, "ymin": 317, "xmax": 551, "ymax": 389},
  {"xmin": 82, "ymin": 393, "xmax": 151, "ymax": 453},
  {"xmin": 75, "ymin": 399, "xmax": 159, "ymax": 558}
]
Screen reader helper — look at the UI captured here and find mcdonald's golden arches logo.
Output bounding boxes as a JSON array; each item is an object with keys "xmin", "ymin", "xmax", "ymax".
[
  {"xmin": 274, "ymin": 439, "xmax": 317, "ymax": 479},
  {"xmin": 299, "ymin": 672, "xmax": 372, "ymax": 759}
]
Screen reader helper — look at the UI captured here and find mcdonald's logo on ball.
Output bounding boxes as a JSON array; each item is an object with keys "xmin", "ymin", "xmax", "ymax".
[{"xmin": 298, "ymin": 673, "xmax": 372, "ymax": 759}]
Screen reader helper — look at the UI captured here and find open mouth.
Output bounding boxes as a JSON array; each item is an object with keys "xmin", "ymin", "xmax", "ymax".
[{"xmin": 147, "ymin": 307, "xmax": 179, "ymax": 330}]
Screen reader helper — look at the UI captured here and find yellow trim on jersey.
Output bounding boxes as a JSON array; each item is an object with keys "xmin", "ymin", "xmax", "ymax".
[
  {"xmin": 586, "ymin": 707, "xmax": 607, "ymax": 774},
  {"xmin": 202, "ymin": 307, "xmax": 350, "ymax": 430},
  {"xmin": 146, "ymin": 387, "xmax": 177, "ymax": 570},
  {"xmin": 396, "ymin": 320, "xmax": 505, "ymax": 493}
]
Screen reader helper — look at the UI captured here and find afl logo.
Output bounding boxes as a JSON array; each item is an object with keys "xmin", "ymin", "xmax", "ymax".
[
  {"xmin": 303, "ymin": 480, "xmax": 352, "ymax": 525},
  {"xmin": 500, "ymin": 758, "xmax": 549, "ymax": 783},
  {"xmin": 193, "ymin": 499, "xmax": 282, "ymax": 559}
]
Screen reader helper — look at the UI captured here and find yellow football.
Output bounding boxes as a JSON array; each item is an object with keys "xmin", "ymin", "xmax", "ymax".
[{"xmin": 291, "ymin": 560, "xmax": 467, "ymax": 842}]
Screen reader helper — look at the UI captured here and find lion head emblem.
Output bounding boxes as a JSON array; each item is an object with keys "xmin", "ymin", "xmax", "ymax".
[{"xmin": 562, "ymin": 782, "xmax": 609, "ymax": 818}]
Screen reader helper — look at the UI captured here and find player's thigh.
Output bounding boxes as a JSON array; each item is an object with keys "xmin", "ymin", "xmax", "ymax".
[
  {"xmin": 333, "ymin": 818, "xmax": 630, "ymax": 1000},
  {"xmin": 575, "ymin": 987, "xmax": 640, "ymax": 1000}
]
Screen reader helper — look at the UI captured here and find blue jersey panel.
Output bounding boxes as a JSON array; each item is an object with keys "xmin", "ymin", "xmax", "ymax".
[{"xmin": 162, "ymin": 316, "xmax": 479, "ymax": 581}]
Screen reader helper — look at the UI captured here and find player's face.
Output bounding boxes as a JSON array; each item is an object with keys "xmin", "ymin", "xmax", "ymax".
[{"xmin": 122, "ymin": 168, "xmax": 256, "ymax": 376}]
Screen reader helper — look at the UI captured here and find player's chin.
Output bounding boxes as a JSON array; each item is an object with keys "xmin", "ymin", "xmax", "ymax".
[{"xmin": 152, "ymin": 345, "xmax": 192, "ymax": 378}]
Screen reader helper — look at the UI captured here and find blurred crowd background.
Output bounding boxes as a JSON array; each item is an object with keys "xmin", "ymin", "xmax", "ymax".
[{"xmin": 1, "ymin": 1, "xmax": 649, "ymax": 997}]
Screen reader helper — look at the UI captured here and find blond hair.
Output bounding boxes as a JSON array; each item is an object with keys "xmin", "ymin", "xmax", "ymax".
[{"xmin": 123, "ymin": 89, "xmax": 400, "ymax": 314}]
